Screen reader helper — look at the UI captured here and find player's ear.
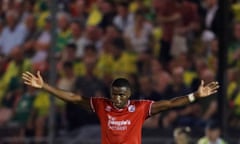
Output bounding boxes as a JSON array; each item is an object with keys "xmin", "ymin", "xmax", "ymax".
[{"xmin": 127, "ymin": 88, "xmax": 131, "ymax": 98}]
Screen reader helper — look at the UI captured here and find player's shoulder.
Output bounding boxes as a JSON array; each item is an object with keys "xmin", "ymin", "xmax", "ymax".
[
  {"xmin": 130, "ymin": 99, "xmax": 153, "ymax": 105},
  {"xmin": 91, "ymin": 97, "xmax": 111, "ymax": 103}
]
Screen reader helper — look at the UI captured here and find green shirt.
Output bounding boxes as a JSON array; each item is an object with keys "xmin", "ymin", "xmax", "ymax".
[{"xmin": 12, "ymin": 93, "xmax": 35, "ymax": 124}]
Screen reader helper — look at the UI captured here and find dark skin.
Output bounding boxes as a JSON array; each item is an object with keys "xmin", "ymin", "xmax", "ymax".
[{"xmin": 22, "ymin": 71, "xmax": 219, "ymax": 115}]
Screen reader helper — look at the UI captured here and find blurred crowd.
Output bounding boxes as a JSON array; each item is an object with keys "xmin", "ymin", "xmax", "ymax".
[{"xmin": 0, "ymin": 0, "xmax": 240, "ymax": 142}]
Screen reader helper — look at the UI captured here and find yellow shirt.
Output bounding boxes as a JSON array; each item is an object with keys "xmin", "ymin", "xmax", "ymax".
[
  {"xmin": 97, "ymin": 52, "xmax": 137, "ymax": 79},
  {"xmin": 33, "ymin": 91, "xmax": 50, "ymax": 116},
  {"xmin": 232, "ymin": 3, "xmax": 240, "ymax": 21},
  {"xmin": 74, "ymin": 61, "xmax": 99, "ymax": 77},
  {"xmin": 36, "ymin": 11, "xmax": 50, "ymax": 29},
  {"xmin": 0, "ymin": 59, "xmax": 32, "ymax": 100},
  {"xmin": 183, "ymin": 70, "xmax": 197, "ymax": 86},
  {"xmin": 86, "ymin": 4, "xmax": 102, "ymax": 26}
]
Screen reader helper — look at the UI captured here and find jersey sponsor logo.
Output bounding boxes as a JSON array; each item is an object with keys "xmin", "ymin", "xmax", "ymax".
[
  {"xmin": 107, "ymin": 115, "xmax": 131, "ymax": 131},
  {"xmin": 128, "ymin": 105, "xmax": 135, "ymax": 112}
]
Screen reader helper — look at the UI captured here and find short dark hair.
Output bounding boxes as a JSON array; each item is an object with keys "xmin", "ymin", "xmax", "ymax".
[
  {"xmin": 71, "ymin": 18, "xmax": 85, "ymax": 29},
  {"xmin": 112, "ymin": 37, "xmax": 125, "ymax": 50},
  {"xmin": 206, "ymin": 120, "xmax": 220, "ymax": 130},
  {"xmin": 84, "ymin": 44, "xmax": 97, "ymax": 53},
  {"xmin": 63, "ymin": 61, "xmax": 73, "ymax": 69},
  {"xmin": 112, "ymin": 78, "xmax": 130, "ymax": 88},
  {"xmin": 66, "ymin": 43, "xmax": 77, "ymax": 50}
]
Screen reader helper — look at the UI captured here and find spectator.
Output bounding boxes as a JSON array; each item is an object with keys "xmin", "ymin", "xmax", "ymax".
[
  {"xmin": 198, "ymin": 121, "xmax": 226, "ymax": 144},
  {"xmin": 67, "ymin": 56, "xmax": 105, "ymax": 130},
  {"xmin": 201, "ymin": 0, "xmax": 221, "ymax": 40},
  {"xmin": 57, "ymin": 61, "xmax": 77, "ymax": 132},
  {"xmin": 74, "ymin": 44, "xmax": 99, "ymax": 77},
  {"xmin": 68, "ymin": 0, "xmax": 88, "ymax": 21},
  {"xmin": 97, "ymin": 37, "xmax": 137, "ymax": 79},
  {"xmin": 11, "ymin": 86, "xmax": 36, "ymax": 138},
  {"xmin": 227, "ymin": 68, "xmax": 240, "ymax": 128},
  {"xmin": 113, "ymin": 2, "xmax": 134, "ymax": 32},
  {"xmin": 139, "ymin": 75, "xmax": 162, "ymax": 129},
  {"xmin": 58, "ymin": 43, "xmax": 78, "ymax": 71},
  {"xmin": 228, "ymin": 21, "xmax": 240, "ymax": 68},
  {"xmin": 0, "ymin": 47, "xmax": 32, "ymax": 101},
  {"xmin": 153, "ymin": 0, "xmax": 181, "ymax": 64},
  {"xmin": 79, "ymin": 25, "xmax": 103, "ymax": 53},
  {"xmin": 55, "ymin": 12, "xmax": 71, "ymax": 54},
  {"xmin": 103, "ymin": 24, "xmax": 121, "ymax": 45},
  {"xmin": 32, "ymin": 16, "xmax": 51, "ymax": 72},
  {"xmin": 173, "ymin": 127, "xmax": 192, "ymax": 144},
  {"xmin": 98, "ymin": 0, "xmax": 116, "ymax": 29},
  {"xmin": 138, "ymin": 75, "xmax": 162, "ymax": 101},
  {"xmin": 0, "ymin": 0, "xmax": 238, "ymax": 142},
  {"xmin": 124, "ymin": 9, "xmax": 152, "ymax": 54},
  {"xmin": 161, "ymin": 66, "xmax": 193, "ymax": 128},
  {"xmin": 171, "ymin": 0, "xmax": 200, "ymax": 57},
  {"xmin": 22, "ymin": 14, "xmax": 41, "ymax": 58},
  {"xmin": 69, "ymin": 20, "xmax": 86, "ymax": 59},
  {"xmin": 0, "ymin": 10, "xmax": 27, "ymax": 56}
]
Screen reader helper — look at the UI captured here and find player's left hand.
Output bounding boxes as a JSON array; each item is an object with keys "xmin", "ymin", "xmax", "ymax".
[{"xmin": 197, "ymin": 80, "xmax": 219, "ymax": 98}]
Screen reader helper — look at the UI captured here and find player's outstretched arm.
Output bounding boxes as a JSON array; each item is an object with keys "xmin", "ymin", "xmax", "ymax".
[
  {"xmin": 22, "ymin": 71, "xmax": 91, "ymax": 110},
  {"xmin": 150, "ymin": 80, "xmax": 219, "ymax": 115}
]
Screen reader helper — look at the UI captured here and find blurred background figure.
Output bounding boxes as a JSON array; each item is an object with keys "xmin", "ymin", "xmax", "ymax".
[
  {"xmin": 198, "ymin": 121, "xmax": 226, "ymax": 144},
  {"xmin": 0, "ymin": 0, "xmax": 239, "ymax": 143},
  {"xmin": 173, "ymin": 127, "xmax": 192, "ymax": 144}
]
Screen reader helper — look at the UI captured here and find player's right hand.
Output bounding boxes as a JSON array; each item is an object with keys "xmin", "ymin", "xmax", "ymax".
[{"xmin": 22, "ymin": 71, "xmax": 44, "ymax": 88}]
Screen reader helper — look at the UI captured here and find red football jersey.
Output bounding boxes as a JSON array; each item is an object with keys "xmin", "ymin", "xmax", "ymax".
[{"xmin": 90, "ymin": 97, "xmax": 153, "ymax": 144}]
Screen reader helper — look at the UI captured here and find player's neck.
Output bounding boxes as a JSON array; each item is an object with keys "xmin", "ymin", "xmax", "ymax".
[{"xmin": 113, "ymin": 100, "xmax": 130, "ymax": 110}]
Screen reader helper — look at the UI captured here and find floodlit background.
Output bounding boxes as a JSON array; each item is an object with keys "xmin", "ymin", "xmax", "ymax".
[{"xmin": 0, "ymin": 0, "xmax": 239, "ymax": 143}]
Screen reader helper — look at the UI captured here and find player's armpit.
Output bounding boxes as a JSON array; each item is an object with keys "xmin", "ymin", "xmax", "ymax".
[
  {"xmin": 150, "ymin": 100, "xmax": 172, "ymax": 115},
  {"xmin": 76, "ymin": 96, "xmax": 91, "ymax": 111}
]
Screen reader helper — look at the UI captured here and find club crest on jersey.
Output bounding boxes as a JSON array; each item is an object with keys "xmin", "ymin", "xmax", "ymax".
[
  {"xmin": 105, "ymin": 105, "xmax": 112, "ymax": 112},
  {"xmin": 128, "ymin": 105, "xmax": 135, "ymax": 112}
]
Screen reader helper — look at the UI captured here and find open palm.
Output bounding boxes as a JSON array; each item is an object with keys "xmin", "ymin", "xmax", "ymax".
[
  {"xmin": 197, "ymin": 80, "xmax": 219, "ymax": 97},
  {"xmin": 22, "ymin": 71, "xmax": 44, "ymax": 88}
]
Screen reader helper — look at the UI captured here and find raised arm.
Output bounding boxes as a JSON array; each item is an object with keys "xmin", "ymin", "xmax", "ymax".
[
  {"xmin": 22, "ymin": 71, "xmax": 91, "ymax": 110},
  {"xmin": 151, "ymin": 80, "xmax": 219, "ymax": 115}
]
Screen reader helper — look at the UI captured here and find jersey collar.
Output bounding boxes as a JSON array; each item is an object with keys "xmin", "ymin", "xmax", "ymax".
[{"xmin": 112, "ymin": 100, "xmax": 130, "ymax": 111}]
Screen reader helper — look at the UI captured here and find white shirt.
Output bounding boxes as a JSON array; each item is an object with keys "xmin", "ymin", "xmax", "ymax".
[
  {"xmin": 205, "ymin": 5, "xmax": 218, "ymax": 28},
  {"xmin": 124, "ymin": 22, "xmax": 152, "ymax": 53},
  {"xmin": 69, "ymin": 36, "xmax": 88, "ymax": 58},
  {"xmin": 0, "ymin": 23, "xmax": 27, "ymax": 55},
  {"xmin": 113, "ymin": 14, "xmax": 134, "ymax": 31}
]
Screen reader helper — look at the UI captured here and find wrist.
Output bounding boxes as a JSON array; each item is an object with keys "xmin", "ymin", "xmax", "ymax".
[
  {"xmin": 193, "ymin": 91, "xmax": 200, "ymax": 98},
  {"xmin": 187, "ymin": 93, "xmax": 196, "ymax": 102},
  {"xmin": 42, "ymin": 83, "xmax": 46, "ymax": 89}
]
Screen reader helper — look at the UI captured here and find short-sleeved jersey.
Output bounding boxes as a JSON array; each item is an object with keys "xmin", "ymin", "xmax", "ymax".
[{"xmin": 91, "ymin": 97, "xmax": 153, "ymax": 144}]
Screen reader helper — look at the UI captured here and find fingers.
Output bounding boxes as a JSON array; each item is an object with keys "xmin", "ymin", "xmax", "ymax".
[
  {"xmin": 201, "ymin": 80, "xmax": 204, "ymax": 86},
  {"xmin": 22, "ymin": 71, "xmax": 33, "ymax": 79},
  {"xmin": 22, "ymin": 73, "xmax": 32, "ymax": 81},
  {"xmin": 22, "ymin": 71, "xmax": 36, "ymax": 85},
  {"xmin": 209, "ymin": 90, "xmax": 218, "ymax": 95},
  {"xmin": 24, "ymin": 81, "xmax": 32, "ymax": 85},
  {"xmin": 22, "ymin": 74, "xmax": 32, "ymax": 84},
  {"xmin": 26, "ymin": 71, "xmax": 35, "ymax": 78},
  {"xmin": 208, "ymin": 82, "xmax": 219, "ymax": 95},
  {"xmin": 37, "ymin": 70, "xmax": 41, "ymax": 78},
  {"xmin": 206, "ymin": 81, "xmax": 219, "ymax": 89}
]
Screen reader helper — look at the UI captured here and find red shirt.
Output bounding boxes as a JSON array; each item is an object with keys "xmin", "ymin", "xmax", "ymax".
[{"xmin": 91, "ymin": 97, "xmax": 153, "ymax": 144}]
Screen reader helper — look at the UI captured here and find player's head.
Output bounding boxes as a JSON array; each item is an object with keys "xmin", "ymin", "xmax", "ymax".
[{"xmin": 111, "ymin": 78, "xmax": 131, "ymax": 109}]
